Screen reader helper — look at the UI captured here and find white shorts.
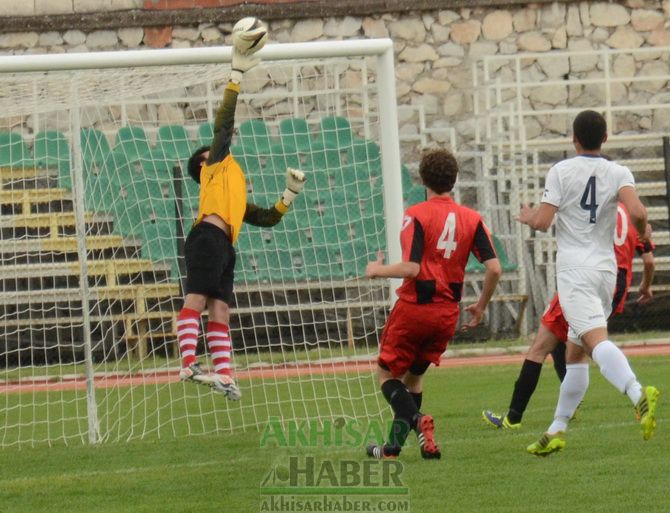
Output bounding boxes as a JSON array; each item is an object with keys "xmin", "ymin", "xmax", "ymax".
[{"xmin": 557, "ymin": 268, "xmax": 616, "ymax": 345}]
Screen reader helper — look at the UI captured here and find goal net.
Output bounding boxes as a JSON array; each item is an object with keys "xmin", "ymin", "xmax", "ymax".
[{"xmin": 0, "ymin": 41, "xmax": 403, "ymax": 446}]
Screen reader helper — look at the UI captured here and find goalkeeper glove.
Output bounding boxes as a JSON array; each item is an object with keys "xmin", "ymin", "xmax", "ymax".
[
  {"xmin": 281, "ymin": 168, "xmax": 306, "ymax": 206},
  {"xmin": 230, "ymin": 48, "xmax": 260, "ymax": 84}
]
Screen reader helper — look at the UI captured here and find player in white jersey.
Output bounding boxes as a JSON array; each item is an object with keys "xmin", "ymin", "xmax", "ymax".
[{"xmin": 517, "ymin": 110, "xmax": 659, "ymax": 455}]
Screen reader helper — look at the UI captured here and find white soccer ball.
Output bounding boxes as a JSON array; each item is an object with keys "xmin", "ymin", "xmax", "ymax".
[{"xmin": 231, "ymin": 17, "xmax": 268, "ymax": 55}]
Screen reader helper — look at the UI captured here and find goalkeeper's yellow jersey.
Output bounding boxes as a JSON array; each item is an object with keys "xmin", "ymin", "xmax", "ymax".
[{"xmin": 195, "ymin": 155, "xmax": 247, "ymax": 244}]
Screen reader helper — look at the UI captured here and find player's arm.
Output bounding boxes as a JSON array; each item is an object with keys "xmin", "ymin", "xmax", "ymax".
[
  {"xmin": 516, "ymin": 203, "xmax": 557, "ymax": 232},
  {"xmin": 365, "ymin": 252, "xmax": 420, "ymax": 279},
  {"xmin": 517, "ymin": 165, "xmax": 559, "ymax": 231},
  {"xmin": 463, "ymin": 222, "xmax": 502, "ymax": 329},
  {"xmin": 207, "ymin": 50, "xmax": 259, "ymax": 165},
  {"xmin": 244, "ymin": 168, "xmax": 307, "ymax": 226},
  {"xmin": 637, "ymin": 251, "xmax": 655, "ymax": 304},
  {"xmin": 634, "ymin": 230, "xmax": 655, "ymax": 304},
  {"xmin": 618, "ymin": 186, "xmax": 648, "ymax": 240}
]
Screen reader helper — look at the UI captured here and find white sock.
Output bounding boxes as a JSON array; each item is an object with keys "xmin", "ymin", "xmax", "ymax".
[
  {"xmin": 547, "ymin": 363, "xmax": 589, "ymax": 434},
  {"xmin": 591, "ymin": 340, "xmax": 642, "ymax": 405}
]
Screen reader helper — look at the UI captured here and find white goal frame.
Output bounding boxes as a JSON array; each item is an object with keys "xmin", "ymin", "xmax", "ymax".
[{"xmin": 0, "ymin": 39, "xmax": 403, "ymax": 445}]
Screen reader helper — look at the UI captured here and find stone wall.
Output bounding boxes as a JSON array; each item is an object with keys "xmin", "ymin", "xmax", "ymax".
[{"xmin": 1, "ymin": 1, "xmax": 669, "ymax": 152}]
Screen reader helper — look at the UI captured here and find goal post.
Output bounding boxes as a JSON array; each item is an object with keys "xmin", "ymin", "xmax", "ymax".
[{"xmin": 0, "ymin": 39, "xmax": 404, "ymax": 446}]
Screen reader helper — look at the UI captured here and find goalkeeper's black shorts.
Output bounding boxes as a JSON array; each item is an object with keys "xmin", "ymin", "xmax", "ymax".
[{"xmin": 184, "ymin": 221, "xmax": 236, "ymax": 304}]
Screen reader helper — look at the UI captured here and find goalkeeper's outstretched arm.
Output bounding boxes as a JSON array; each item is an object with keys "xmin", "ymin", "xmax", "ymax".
[
  {"xmin": 245, "ymin": 168, "xmax": 307, "ymax": 227},
  {"xmin": 206, "ymin": 82, "xmax": 239, "ymax": 165},
  {"xmin": 207, "ymin": 48, "xmax": 260, "ymax": 165}
]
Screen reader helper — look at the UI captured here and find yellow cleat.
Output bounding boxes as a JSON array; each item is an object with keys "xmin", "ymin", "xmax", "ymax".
[
  {"xmin": 526, "ymin": 432, "xmax": 566, "ymax": 456},
  {"xmin": 482, "ymin": 410, "xmax": 521, "ymax": 430},
  {"xmin": 635, "ymin": 386, "xmax": 660, "ymax": 441}
]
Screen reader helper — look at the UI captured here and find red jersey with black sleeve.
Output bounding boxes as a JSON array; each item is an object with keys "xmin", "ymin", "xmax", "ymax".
[
  {"xmin": 395, "ymin": 195, "xmax": 497, "ymax": 304},
  {"xmin": 614, "ymin": 203, "xmax": 654, "ymax": 285},
  {"xmin": 611, "ymin": 202, "xmax": 655, "ymax": 313}
]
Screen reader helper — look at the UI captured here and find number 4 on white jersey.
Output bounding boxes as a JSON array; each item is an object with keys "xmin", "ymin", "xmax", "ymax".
[{"xmin": 437, "ymin": 212, "xmax": 457, "ymax": 258}]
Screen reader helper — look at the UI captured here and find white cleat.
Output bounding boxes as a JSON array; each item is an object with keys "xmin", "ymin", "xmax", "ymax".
[
  {"xmin": 179, "ymin": 363, "xmax": 215, "ymax": 387},
  {"xmin": 211, "ymin": 374, "xmax": 242, "ymax": 401}
]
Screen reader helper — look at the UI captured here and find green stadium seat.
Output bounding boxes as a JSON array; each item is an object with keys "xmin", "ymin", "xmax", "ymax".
[
  {"xmin": 156, "ymin": 125, "xmax": 193, "ymax": 160},
  {"xmin": 197, "ymin": 122, "xmax": 214, "ymax": 147},
  {"xmin": 114, "ymin": 125, "xmax": 151, "ymax": 159},
  {"xmin": 84, "ymin": 150, "xmax": 137, "ymax": 212},
  {"xmin": 493, "ymin": 235, "xmax": 518, "ymax": 272},
  {"xmin": 140, "ymin": 153, "xmax": 180, "ymax": 178},
  {"xmin": 34, "ymin": 130, "xmax": 70, "ymax": 170},
  {"xmin": 348, "ymin": 140, "xmax": 381, "ymax": 175},
  {"xmin": 308, "ymin": 169, "xmax": 333, "ymax": 190},
  {"xmin": 101, "ymin": 149, "xmax": 140, "ymax": 184},
  {"xmin": 405, "ymin": 185, "xmax": 426, "ymax": 206},
  {"xmin": 265, "ymin": 143, "xmax": 300, "ymax": 173},
  {"xmin": 303, "ymin": 245, "xmax": 342, "ymax": 280},
  {"xmin": 247, "ymin": 248, "xmax": 273, "ymax": 283},
  {"xmin": 183, "ymin": 176, "xmax": 200, "ymax": 207},
  {"xmin": 283, "ymin": 249, "xmax": 308, "ymax": 282},
  {"xmin": 466, "ymin": 253, "xmax": 486, "ymax": 273},
  {"xmin": 319, "ymin": 116, "xmax": 354, "ymax": 149},
  {"xmin": 237, "ymin": 227, "xmax": 266, "ymax": 254},
  {"xmin": 338, "ymin": 165, "xmax": 359, "ymax": 187},
  {"xmin": 84, "ymin": 171, "xmax": 115, "ymax": 212},
  {"xmin": 266, "ymin": 247, "xmax": 301, "ymax": 282},
  {"xmin": 235, "ymin": 252, "xmax": 261, "ymax": 283},
  {"xmin": 361, "ymin": 214, "xmax": 385, "ymax": 238},
  {"xmin": 231, "ymin": 145, "xmax": 262, "ymax": 175},
  {"xmin": 306, "ymin": 141, "xmax": 341, "ymax": 172},
  {"xmin": 367, "ymin": 189, "xmax": 385, "ymax": 215},
  {"xmin": 310, "ymin": 188, "xmax": 346, "ymax": 209},
  {"xmin": 33, "ymin": 130, "xmax": 73, "ymax": 189},
  {"xmin": 343, "ymin": 180, "xmax": 372, "ymax": 201},
  {"xmin": 337, "ymin": 240, "xmax": 368, "ymax": 278},
  {"xmin": 279, "ymin": 118, "xmax": 313, "ymax": 153},
  {"xmin": 279, "ymin": 213, "xmax": 299, "ymax": 233},
  {"xmin": 80, "ymin": 128, "xmax": 111, "ymax": 173},
  {"xmin": 255, "ymin": 172, "xmax": 283, "ymax": 196},
  {"xmin": 238, "ymin": 119, "xmax": 273, "ymax": 155},
  {"xmin": 140, "ymin": 220, "xmax": 179, "ymax": 276},
  {"xmin": 306, "ymin": 221, "xmax": 336, "ymax": 245},
  {"xmin": 401, "ymin": 164, "xmax": 414, "ymax": 190},
  {"xmin": 0, "ymin": 132, "xmax": 34, "ymax": 168}
]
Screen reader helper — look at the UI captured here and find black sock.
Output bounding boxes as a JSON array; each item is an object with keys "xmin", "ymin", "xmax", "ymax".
[
  {"xmin": 551, "ymin": 344, "xmax": 567, "ymax": 382},
  {"xmin": 507, "ymin": 360, "xmax": 542, "ymax": 424},
  {"xmin": 381, "ymin": 379, "xmax": 420, "ymax": 451},
  {"xmin": 411, "ymin": 392, "xmax": 423, "ymax": 411}
]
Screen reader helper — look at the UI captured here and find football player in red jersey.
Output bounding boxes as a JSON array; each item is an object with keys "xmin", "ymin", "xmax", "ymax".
[
  {"xmin": 365, "ymin": 149, "xmax": 502, "ymax": 459},
  {"xmin": 482, "ymin": 203, "xmax": 655, "ymax": 429}
]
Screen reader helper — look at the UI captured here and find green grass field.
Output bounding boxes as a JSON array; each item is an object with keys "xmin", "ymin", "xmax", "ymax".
[{"xmin": 0, "ymin": 354, "xmax": 667, "ymax": 513}]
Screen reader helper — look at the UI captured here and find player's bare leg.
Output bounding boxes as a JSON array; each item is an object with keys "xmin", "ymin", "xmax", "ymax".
[{"xmin": 484, "ymin": 324, "xmax": 560, "ymax": 429}]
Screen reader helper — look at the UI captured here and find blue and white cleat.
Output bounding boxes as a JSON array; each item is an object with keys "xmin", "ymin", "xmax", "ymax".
[{"xmin": 482, "ymin": 410, "xmax": 521, "ymax": 430}]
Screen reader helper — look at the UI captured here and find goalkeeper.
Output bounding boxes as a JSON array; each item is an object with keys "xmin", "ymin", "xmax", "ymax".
[{"xmin": 176, "ymin": 45, "xmax": 306, "ymax": 400}]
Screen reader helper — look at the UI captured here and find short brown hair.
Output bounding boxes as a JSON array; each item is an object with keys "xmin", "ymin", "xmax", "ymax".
[{"xmin": 418, "ymin": 149, "xmax": 458, "ymax": 194}]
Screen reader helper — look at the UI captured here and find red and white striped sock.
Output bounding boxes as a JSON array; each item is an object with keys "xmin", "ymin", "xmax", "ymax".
[
  {"xmin": 177, "ymin": 308, "xmax": 200, "ymax": 368},
  {"xmin": 206, "ymin": 321, "xmax": 232, "ymax": 377}
]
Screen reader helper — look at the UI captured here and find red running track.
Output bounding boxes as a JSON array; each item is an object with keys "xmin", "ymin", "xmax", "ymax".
[{"xmin": 2, "ymin": 344, "xmax": 669, "ymax": 394}]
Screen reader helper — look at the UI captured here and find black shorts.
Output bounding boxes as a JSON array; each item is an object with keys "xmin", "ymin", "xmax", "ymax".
[{"xmin": 184, "ymin": 222, "xmax": 236, "ymax": 304}]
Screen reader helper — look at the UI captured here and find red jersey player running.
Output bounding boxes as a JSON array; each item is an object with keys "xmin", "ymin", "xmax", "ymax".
[
  {"xmin": 483, "ymin": 203, "xmax": 655, "ymax": 429},
  {"xmin": 365, "ymin": 149, "xmax": 501, "ymax": 460}
]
